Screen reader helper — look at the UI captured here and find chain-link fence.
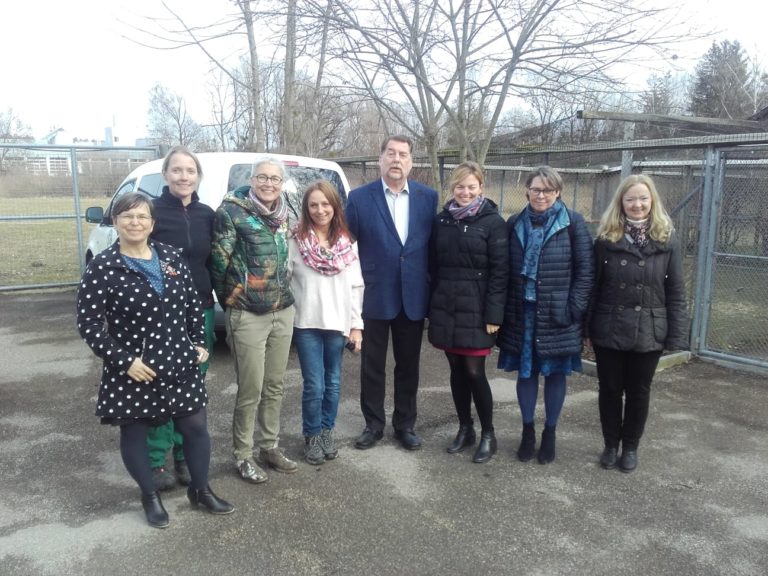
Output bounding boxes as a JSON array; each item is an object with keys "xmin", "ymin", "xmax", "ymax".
[
  {"xmin": 3, "ymin": 137, "xmax": 768, "ymax": 369},
  {"xmin": 0, "ymin": 144, "xmax": 158, "ymax": 289},
  {"xmin": 337, "ymin": 133, "xmax": 768, "ymax": 369}
]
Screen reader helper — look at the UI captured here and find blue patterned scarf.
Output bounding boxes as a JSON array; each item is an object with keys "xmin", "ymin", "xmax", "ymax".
[{"xmin": 520, "ymin": 202, "xmax": 563, "ymax": 301}]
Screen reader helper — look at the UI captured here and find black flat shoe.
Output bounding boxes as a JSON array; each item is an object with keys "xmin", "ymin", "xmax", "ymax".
[
  {"xmin": 354, "ymin": 427, "xmax": 384, "ymax": 449},
  {"xmin": 447, "ymin": 424, "xmax": 476, "ymax": 454},
  {"xmin": 472, "ymin": 430, "xmax": 497, "ymax": 464},
  {"xmin": 619, "ymin": 450, "xmax": 638, "ymax": 473},
  {"xmin": 600, "ymin": 447, "xmax": 618, "ymax": 470},
  {"xmin": 188, "ymin": 485, "xmax": 235, "ymax": 515},
  {"xmin": 141, "ymin": 491, "xmax": 169, "ymax": 528},
  {"xmin": 394, "ymin": 428, "xmax": 423, "ymax": 450}
]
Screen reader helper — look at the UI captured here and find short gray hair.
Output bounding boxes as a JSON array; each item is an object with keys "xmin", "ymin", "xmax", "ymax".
[{"xmin": 251, "ymin": 157, "xmax": 286, "ymax": 179}]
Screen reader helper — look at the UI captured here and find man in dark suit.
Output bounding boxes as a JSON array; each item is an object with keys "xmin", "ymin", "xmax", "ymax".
[{"xmin": 345, "ymin": 135, "xmax": 438, "ymax": 450}]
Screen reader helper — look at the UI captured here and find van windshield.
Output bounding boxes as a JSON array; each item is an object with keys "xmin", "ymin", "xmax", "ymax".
[{"xmin": 228, "ymin": 163, "xmax": 348, "ymax": 228}]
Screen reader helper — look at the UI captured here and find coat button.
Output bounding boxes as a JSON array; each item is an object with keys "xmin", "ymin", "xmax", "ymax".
[
  {"xmin": 620, "ymin": 259, "xmax": 627, "ymax": 266},
  {"xmin": 617, "ymin": 305, "xmax": 624, "ymax": 311},
  {"xmin": 634, "ymin": 305, "xmax": 641, "ymax": 311},
  {"xmin": 637, "ymin": 284, "xmax": 643, "ymax": 289},
  {"xmin": 638, "ymin": 260, "xmax": 646, "ymax": 267},
  {"xmin": 619, "ymin": 282, "xmax": 626, "ymax": 289}
]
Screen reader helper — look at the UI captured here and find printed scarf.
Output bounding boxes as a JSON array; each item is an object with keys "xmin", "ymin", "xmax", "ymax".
[{"xmin": 295, "ymin": 227, "xmax": 358, "ymax": 276}]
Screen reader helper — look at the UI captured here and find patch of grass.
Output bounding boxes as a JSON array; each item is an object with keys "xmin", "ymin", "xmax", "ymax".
[{"xmin": 0, "ymin": 197, "xmax": 105, "ymax": 286}]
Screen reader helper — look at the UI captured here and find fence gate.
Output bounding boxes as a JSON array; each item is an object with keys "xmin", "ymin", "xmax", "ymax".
[{"xmin": 692, "ymin": 146, "xmax": 768, "ymax": 369}]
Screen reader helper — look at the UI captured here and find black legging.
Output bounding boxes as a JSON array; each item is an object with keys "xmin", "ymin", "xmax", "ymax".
[
  {"xmin": 445, "ymin": 352, "xmax": 494, "ymax": 431},
  {"xmin": 120, "ymin": 408, "xmax": 211, "ymax": 494}
]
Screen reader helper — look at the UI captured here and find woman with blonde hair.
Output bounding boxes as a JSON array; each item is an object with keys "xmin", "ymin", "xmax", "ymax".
[
  {"xmin": 587, "ymin": 174, "xmax": 688, "ymax": 473},
  {"xmin": 428, "ymin": 162, "xmax": 508, "ymax": 463}
]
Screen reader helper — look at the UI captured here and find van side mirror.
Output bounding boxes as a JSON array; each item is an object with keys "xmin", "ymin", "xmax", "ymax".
[{"xmin": 85, "ymin": 206, "xmax": 105, "ymax": 224}]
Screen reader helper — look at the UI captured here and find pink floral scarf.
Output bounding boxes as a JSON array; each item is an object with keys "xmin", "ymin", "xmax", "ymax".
[{"xmin": 295, "ymin": 228, "xmax": 358, "ymax": 276}]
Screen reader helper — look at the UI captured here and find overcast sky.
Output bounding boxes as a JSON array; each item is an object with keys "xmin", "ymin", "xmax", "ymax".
[{"xmin": 2, "ymin": 0, "xmax": 765, "ymax": 144}]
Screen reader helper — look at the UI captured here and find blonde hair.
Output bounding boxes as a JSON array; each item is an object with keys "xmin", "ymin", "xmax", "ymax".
[
  {"xmin": 597, "ymin": 174, "xmax": 674, "ymax": 243},
  {"xmin": 448, "ymin": 161, "xmax": 485, "ymax": 191}
]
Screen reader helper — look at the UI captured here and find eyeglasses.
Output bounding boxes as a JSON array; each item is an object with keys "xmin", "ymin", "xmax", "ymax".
[
  {"xmin": 117, "ymin": 213, "xmax": 152, "ymax": 222},
  {"xmin": 253, "ymin": 174, "xmax": 284, "ymax": 185},
  {"xmin": 528, "ymin": 188, "xmax": 558, "ymax": 197}
]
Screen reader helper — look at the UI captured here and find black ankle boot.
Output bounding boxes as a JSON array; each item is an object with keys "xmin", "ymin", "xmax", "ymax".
[
  {"xmin": 446, "ymin": 423, "xmax": 476, "ymax": 454},
  {"xmin": 517, "ymin": 423, "xmax": 536, "ymax": 462},
  {"xmin": 141, "ymin": 491, "xmax": 169, "ymax": 528},
  {"xmin": 537, "ymin": 425, "xmax": 556, "ymax": 464},
  {"xmin": 472, "ymin": 429, "xmax": 497, "ymax": 463},
  {"xmin": 187, "ymin": 485, "xmax": 236, "ymax": 515}
]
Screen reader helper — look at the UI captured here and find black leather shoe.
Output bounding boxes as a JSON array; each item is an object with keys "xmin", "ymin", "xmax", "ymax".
[
  {"xmin": 447, "ymin": 424, "xmax": 476, "ymax": 454},
  {"xmin": 600, "ymin": 447, "xmax": 618, "ymax": 470},
  {"xmin": 472, "ymin": 429, "xmax": 497, "ymax": 463},
  {"xmin": 517, "ymin": 423, "xmax": 536, "ymax": 462},
  {"xmin": 188, "ymin": 485, "xmax": 235, "ymax": 515},
  {"xmin": 394, "ymin": 429, "xmax": 423, "ymax": 450},
  {"xmin": 141, "ymin": 491, "xmax": 169, "ymax": 528},
  {"xmin": 354, "ymin": 427, "xmax": 384, "ymax": 449},
  {"xmin": 619, "ymin": 449, "xmax": 638, "ymax": 473}
]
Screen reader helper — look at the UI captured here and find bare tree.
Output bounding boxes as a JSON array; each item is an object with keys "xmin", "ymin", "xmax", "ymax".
[
  {"xmin": 124, "ymin": 0, "xmax": 266, "ymax": 151},
  {"xmin": 310, "ymin": 0, "xmax": 696, "ymax": 187},
  {"xmin": 147, "ymin": 83, "xmax": 209, "ymax": 148},
  {"xmin": 0, "ymin": 108, "xmax": 32, "ymax": 173}
]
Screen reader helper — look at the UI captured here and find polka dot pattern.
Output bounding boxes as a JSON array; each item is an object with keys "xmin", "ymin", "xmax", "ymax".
[{"xmin": 76, "ymin": 241, "xmax": 208, "ymax": 421}]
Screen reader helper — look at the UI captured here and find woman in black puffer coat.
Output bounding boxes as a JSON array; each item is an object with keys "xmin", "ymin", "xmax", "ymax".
[
  {"xmin": 497, "ymin": 166, "xmax": 594, "ymax": 465},
  {"xmin": 428, "ymin": 162, "xmax": 509, "ymax": 463},
  {"xmin": 587, "ymin": 174, "xmax": 688, "ymax": 473}
]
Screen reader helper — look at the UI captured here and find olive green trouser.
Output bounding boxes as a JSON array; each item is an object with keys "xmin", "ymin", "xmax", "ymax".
[
  {"xmin": 147, "ymin": 307, "xmax": 215, "ymax": 468},
  {"xmin": 227, "ymin": 305, "xmax": 295, "ymax": 461}
]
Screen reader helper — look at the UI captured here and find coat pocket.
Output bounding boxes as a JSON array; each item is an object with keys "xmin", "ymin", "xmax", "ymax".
[{"xmin": 651, "ymin": 307, "xmax": 668, "ymax": 343}]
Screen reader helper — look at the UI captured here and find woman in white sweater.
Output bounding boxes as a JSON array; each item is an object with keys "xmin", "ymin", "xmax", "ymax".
[{"xmin": 289, "ymin": 180, "xmax": 364, "ymax": 465}]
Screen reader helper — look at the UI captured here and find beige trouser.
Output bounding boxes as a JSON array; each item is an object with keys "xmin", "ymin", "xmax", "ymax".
[{"xmin": 226, "ymin": 306, "xmax": 295, "ymax": 460}]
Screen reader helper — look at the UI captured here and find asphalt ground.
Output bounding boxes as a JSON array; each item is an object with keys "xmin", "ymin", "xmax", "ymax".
[{"xmin": 1, "ymin": 290, "xmax": 767, "ymax": 576}]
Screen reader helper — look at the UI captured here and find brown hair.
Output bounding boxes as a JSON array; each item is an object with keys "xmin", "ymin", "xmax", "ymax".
[
  {"xmin": 380, "ymin": 135, "xmax": 413, "ymax": 154},
  {"xmin": 525, "ymin": 165, "xmax": 563, "ymax": 192},
  {"xmin": 112, "ymin": 192, "xmax": 155, "ymax": 220},
  {"xmin": 161, "ymin": 145, "xmax": 203, "ymax": 179},
  {"xmin": 448, "ymin": 161, "xmax": 485, "ymax": 192},
  {"xmin": 296, "ymin": 180, "xmax": 350, "ymax": 246}
]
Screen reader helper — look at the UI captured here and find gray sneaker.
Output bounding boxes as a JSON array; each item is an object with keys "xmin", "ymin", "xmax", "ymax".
[
  {"xmin": 236, "ymin": 458, "xmax": 268, "ymax": 484},
  {"xmin": 304, "ymin": 435, "xmax": 325, "ymax": 465},
  {"xmin": 259, "ymin": 447, "xmax": 298, "ymax": 474},
  {"xmin": 319, "ymin": 428, "xmax": 338, "ymax": 460}
]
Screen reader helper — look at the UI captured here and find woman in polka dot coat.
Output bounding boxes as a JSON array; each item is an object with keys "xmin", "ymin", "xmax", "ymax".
[{"xmin": 77, "ymin": 191, "xmax": 234, "ymax": 528}]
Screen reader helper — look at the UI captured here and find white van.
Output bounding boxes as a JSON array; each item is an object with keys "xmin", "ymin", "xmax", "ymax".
[
  {"xmin": 84, "ymin": 152, "xmax": 351, "ymax": 329},
  {"xmin": 84, "ymin": 152, "xmax": 351, "ymax": 261}
]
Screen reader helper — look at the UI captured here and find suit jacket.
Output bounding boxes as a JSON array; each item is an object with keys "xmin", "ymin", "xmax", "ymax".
[{"xmin": 346, "ymin": 179, "xmax": 438, "ymax": 321}]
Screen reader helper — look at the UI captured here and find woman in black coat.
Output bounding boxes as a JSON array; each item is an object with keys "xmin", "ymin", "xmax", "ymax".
[
  {"xmin": 497, "ymin": 166, "xmax": 594, "ymax": 465},
  {"xmin": 588, "ymin": 174, "xmax": 688, "ymax": 473},
  {"xmin": 77, "ymin": 192, "xmax": 233, "ymax": 528},
  {"xmin": 146, "ymin": 146, "xmax": 216, "ymax": 491},
  {"xmin": 428, "ymin": 162, "xmax": 509, "ymax": 463}
]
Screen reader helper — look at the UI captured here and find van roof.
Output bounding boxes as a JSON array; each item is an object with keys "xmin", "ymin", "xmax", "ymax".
[{"xmin": 131, "ymin": 152, "xmax": 348, "ymax": 176}]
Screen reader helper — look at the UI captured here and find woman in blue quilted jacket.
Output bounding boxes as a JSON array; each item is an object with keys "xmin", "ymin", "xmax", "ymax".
[{"xmin": 497, "ymin": 166, "xmax": 594, "ymax": 464}]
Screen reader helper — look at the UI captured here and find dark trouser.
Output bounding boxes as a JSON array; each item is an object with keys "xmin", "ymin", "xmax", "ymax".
[
  {"xmin": 593, "ymin": 345, "xmax": 662, "ymax": 451},
  {"xmin": 360, "ymin": 310, "xmax": 424, "ymax": 432},
  {"xmin": 120, "ymin": 408, "xmax": 211, "ymax": 495},
  {"xmin": 146, "ymin": 307, "xmax": 215, "ymax": 467},
  {"xmin": 445, "ymin": 352, "xmax": 494, "ymax": 431}
]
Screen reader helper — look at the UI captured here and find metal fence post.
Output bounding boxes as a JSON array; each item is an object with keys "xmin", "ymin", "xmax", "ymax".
[
  {"xmin": 690, "ymin": 146, "xmax": 719, "ymax": 354},
  {"xmin": 71, "ymin": 147, "xmax": 86, "ymax": 274}
]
